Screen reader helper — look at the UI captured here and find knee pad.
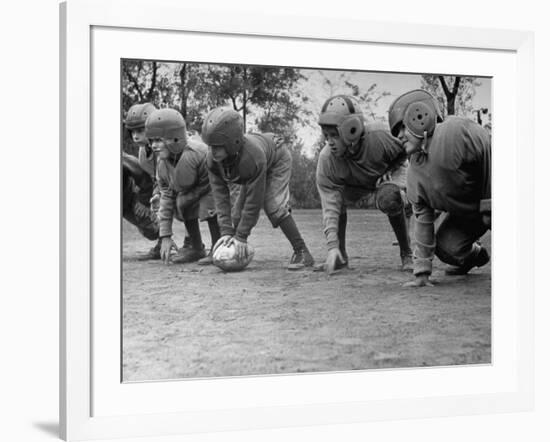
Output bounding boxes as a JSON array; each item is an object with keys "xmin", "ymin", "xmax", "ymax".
[
  {"xmin": 376, "ymin": 183, "xmax": 404, "ymax": 216},
  {"xmin": 434, "ymin": 243, "xmax": 455, "ymax": 265},
  {"xmin": 435, "ymin": 237, "xmax": 476, "ymax": 267}
]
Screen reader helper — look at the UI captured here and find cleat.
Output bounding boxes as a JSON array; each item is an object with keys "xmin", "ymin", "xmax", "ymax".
[
  {"xmin": 287, "ymin": 248, "xmax": 315, "ymax": 270},
  {"xmin": 135, "ymin": 240, "xmax": 162, "ymax": 260},
  {"xmin": 401, "ymin": 254, "xmax": 414, "ymax": 272},
  {"xmin": 172, "ymin": 244, "xmax": 206, "ymax": 264},
  {"xmin": 445, "ymin": 246, "xmax": 490, "ymax": 275}
]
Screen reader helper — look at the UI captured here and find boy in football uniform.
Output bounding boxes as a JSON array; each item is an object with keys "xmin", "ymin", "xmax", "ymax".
[
  {"xmin": 201, "ymin": 107, "xmax": 314, "ymax": 270},
  {"xmin": 122, "ymin": 102, "xmax": 162, "ymax": 259},
  {"xmin": 388, "ymin": 89, "xmax": 491, "ymax": 287},
  {"xmin": 316, "ymin": 95, "xmax": 413, "ymax": 275},
  {"xmin": 145, "ymin": 108, "xmax": 220, "ymax": 265}
]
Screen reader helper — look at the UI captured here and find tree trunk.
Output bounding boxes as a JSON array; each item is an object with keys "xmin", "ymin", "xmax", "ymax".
[
  {"xmin": 179, "ymin": 63, "xmax": 187, "ymax": 119},
  {"xmin": 242, "ymin": 67, "xmax": 247, "ymax": 129},
  {"xmin": 447, "ymin": 96, "xmax": 456, "ymax": 116},
  {"xmin": 146, "ymin": 61, "xmax": 157, "ymax": 102}
]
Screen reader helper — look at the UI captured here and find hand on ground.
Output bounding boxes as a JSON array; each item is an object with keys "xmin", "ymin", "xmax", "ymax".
[
  {"xmin": 403, "ymin": 274, "xmax": 434, "ymax": 288},
  {"xmin": 325, "ymin": 248, "xmax": 345, "ymax": 275},
  {"xmin": 160, "ymin": 237, "xmax": 177, "ymax": 264}
]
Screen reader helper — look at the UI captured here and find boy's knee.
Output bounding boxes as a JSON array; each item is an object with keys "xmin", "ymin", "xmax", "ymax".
[
  {"xmin": 376, "ymin": 184, "xmax": 404, "ymax": 216},
  {"xmin": 435, "ymin": 240, "xmax": 470, "ymax": 266},
  {"xmin": 434, "ymin": 243, "xmax": 454, "ymax": 265},
  {"xmin": 267, "ymin": 207, "xmax": 291, "ymax": 228},
  {"xmin": 139, "ymin": 224, "xmax": 159, "ymax": 241}
]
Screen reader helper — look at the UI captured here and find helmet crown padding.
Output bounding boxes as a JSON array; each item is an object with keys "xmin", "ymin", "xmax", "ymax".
[
  {"xmin": 124, "ymin": 103, "xmax": 157, "ymax": 130},
  {"xmin": 145, "ymin": 108, "xmax": 187, "ymax": 155},
  {"xmin": 201, "ymin": 108, "xmax": 244, "ymax": 157}
]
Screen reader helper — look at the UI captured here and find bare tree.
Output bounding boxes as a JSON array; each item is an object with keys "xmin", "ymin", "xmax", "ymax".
[
  {"xmin": 438, "ymin": 75, "xmax": 461, "ymax": 115},
  {"xmin": 421, "ymin": 75, "xmax": 480, "ymax": 118}
]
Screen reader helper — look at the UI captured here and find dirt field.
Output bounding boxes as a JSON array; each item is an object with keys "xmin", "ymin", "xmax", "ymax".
[{"xmin": 122, "ymin": 209, "xmax": 491, "ymax": 382}]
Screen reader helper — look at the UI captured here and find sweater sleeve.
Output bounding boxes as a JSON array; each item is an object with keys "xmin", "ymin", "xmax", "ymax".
[
  {"xmin": 207, "ymin": 162, "xmax": 235, "ymax": 238},
  {"xmin": 316, "ymin": 149, "xmax": 344, "ymax": 250},
  {"xmin": 234, "ymin": 159, "xmax": 266, "ymax": 242},
  {"xmin": 412, "ymin": 200, "xmax": 436, "ymax": 276},
  {"xmin": 157, "ymin": 161, "xmax": 176, "ymax": 238}
]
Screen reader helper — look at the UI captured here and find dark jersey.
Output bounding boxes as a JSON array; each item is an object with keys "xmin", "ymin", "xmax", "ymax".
[
  {"xmin": 407, "ymin": 116, "xmax": 491, "ymax": 275},
  {"xmin": 207, "ymin": 133, "xmax": 282, "ymax": 241}
]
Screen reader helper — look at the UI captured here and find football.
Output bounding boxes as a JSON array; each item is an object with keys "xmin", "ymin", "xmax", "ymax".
[{"xmin": 212, "ymin": 242, "xmax": 255, "ymax": 272}]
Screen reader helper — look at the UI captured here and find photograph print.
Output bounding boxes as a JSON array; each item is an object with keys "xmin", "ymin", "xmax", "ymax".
[{"xmin": 121, "ymin": 59, "xmax": 492, "ymax": 382}]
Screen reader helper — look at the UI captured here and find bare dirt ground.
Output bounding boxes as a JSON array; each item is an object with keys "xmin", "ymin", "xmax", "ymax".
[{"xmin": 122, "ymin": 209, "xmax": 491, "ymax": 382}]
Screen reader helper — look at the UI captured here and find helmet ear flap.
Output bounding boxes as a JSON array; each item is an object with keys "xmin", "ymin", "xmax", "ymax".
[
  {"xmin": 338, "ymin": 115, "xmax": 364, "ymax": 145},
  {"xmin": 403, "ymin": 101, "xmax": 436, "ymax": 138}
]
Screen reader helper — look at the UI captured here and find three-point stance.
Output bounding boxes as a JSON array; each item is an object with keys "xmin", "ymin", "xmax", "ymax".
[
  {"xmin": 316, "ymin": 95, "xmax": 413, "ymax": 274},
  {"xmin": 388, "ymin": 89, "xmax": 491, "ymax": 287}
]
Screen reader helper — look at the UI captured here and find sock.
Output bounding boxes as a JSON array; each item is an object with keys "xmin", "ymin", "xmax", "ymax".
[
  {"xmin": 338, "ymin": 211, "xmax": 348, "ymax": 259},
  {"xmin": 207, "ymin": 216, "xmax": 221, "ymax": 249},
  {"xmin": 182, "ymin": 235, "xmax": 192, "ymax": 248},
  {"xmin": 388, "ymin": 210, "xmax": 412, "ymax": 257},
  {"xmin": 279, "ymin": 215, "xmax": 306, "ymax": 252},
  {"xmin": 183, "ymin": 218, "xmax": 203, "ymax": 250}
]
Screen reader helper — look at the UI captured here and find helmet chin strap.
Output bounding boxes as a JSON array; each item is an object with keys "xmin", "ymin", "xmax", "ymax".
[
  {"xmin": 408, "ymin": 127, "xmax": 428, "ymax": 155},
  {"xmin": 346, "ymin": 140, "xmax": 359, "ymax": 156},
  {"xmin": 421, "ymin": 130, "xmax": 428, "ymax": 154}
]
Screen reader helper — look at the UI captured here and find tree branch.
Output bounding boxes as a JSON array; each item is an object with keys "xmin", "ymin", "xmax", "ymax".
[
  {"xmin": 438, "ymin": 75, "xmax": 451, "ymax": 98},
  {"xmin": 123, "ymin": 64, "xmax": 144, "ymax": 102}
]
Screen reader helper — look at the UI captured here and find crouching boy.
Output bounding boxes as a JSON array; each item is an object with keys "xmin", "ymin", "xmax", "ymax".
[
  {"xmin": 122, "ymin": 102, "xmax": 161, "ymax": 259},
  {"xmin": 388, "ymin": 89, "xmax": 491, "ymax": 287},
  {"xmin": 201, "ymin": 107, "xmax": 314, "ymax": 270},
  {"xmin": 316, "ymin": 95, "xmax": 413, "ymax": 274},
  {"xmin": 145, "ymin": 108, "xmax": 220, "ymax": 265}
]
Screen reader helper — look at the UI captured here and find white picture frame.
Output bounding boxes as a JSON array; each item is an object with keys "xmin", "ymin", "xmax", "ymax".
[{"xmin": 60, "ymin": 0, "xmax": 534, "ymax": 440}]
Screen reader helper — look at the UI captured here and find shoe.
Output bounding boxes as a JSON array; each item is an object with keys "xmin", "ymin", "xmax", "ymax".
[
  {"xmin": 401, "ymin": 254, "xmax": 414, "ymax": 272},
  {"xmin": 287, "ymin": 248, "xmax": 315, "ymax": 270},
  {"xmin": 172, "ymin": 244, "xmax": 206, "ymax": 264},
  {"xmin": 445, "ymin": 246, "xmax": 490, "ymax": 275},
  {"xmin": 197, "ymin": 251, "xmax": 214, "ymax": 266},
  {"xmin": 135, "ymin": 240, "xmax": 162, "ymax": 260}
]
